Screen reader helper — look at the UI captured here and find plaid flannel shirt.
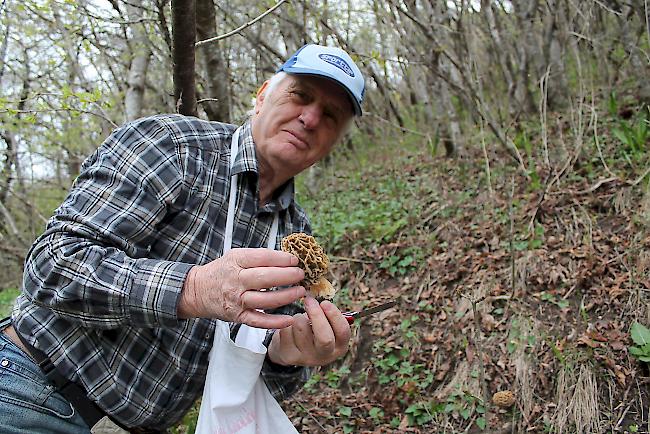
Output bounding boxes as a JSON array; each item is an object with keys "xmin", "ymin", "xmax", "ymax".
[{"xmin": 13, "ymin": 115, "xmax": 311, "ymax": 430}]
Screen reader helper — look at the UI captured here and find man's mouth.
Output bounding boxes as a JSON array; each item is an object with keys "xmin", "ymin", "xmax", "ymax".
[{"xmin": 284, "ymin": 130, "xmax": 309, "ymax": 149}]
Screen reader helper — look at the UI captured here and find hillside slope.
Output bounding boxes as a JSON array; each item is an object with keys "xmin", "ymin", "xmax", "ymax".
[{"xmin": 283, "ymin": 111, "xmax": 650, "ymax": 433}]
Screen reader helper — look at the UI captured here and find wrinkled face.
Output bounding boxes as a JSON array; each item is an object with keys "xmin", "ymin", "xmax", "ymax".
[{"xmin": 251, "ymin": 74, "xmax": 354, "ymax": 181}]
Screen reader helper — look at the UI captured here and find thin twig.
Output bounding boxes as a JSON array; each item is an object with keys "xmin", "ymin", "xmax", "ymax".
[
  {"xmin": 330, "ymin": 256, "xmax": 377, "ymax": 264},
  {"xmin": 195, "ymin": 0, "xmax": 287, "ymax": 47},
  {"xmin": 197, "ymin": 98, "xmax": 220, "ymax": 104},
  {"xmin": 591, "ymin": 106, "xmax": 618, "ymax": 179},
  {"xmin": 366, "ymin": 112, "xmax": 434, "ymax": 149},
  {"xmin": 0, "ymin": 108, "xmax": 118, "ymax": 128},
  {"xmin": 293, "ymin": 397, "xmax": 328, "ymax": 433},
  {"xmin": 509, "ymin": 176, "xmax": 516, "ymax": 300},
  {"xmin": 466, "ymin": 293, "xmax": 490, "ymax": 427},
  {"xmin": 480, "ymin": 118, "xmax": 493, "ymax": 197}
]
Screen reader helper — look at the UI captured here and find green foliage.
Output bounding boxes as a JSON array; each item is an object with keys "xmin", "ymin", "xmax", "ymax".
[
  {"xmin": 400, "ymin": 389, "xmax": 486, "ymax": 429},
  {"xmin": 629, "ymin": 322, "xmax": 650, "ymax": 363},
  {"xmin": 405, "ymin": 401, "xmax": 437, "ymax": 426},
  {"xmin": 324, "ymin": 366, "xmax": 351, "ymax": 389},
  {"xmin": 296, "ymin": 169, "xmax": 423, "ymax": 251},
  {"xmin": 607, "ymin": 92, "xmax": 619, "ymax": 116},
  {"xmin": 539, "ymin": 291, "xmax": 570, "ymax": 309},
  {"xmin": 506, "ymin": 318, "xmax": 537, "ymax": 354},
  {"xmin": 170, "ymin": 400, "xmax": 199, "ymax": 434},
  {"xmin": 514, "ymin": 130, "xmax": 542, "ymax": 191},
  {"xmin": 379, "ymin": 246, "xmax": 423, "ymax": 277},
  {"xmin": 0, "ymin": 288, "xmax": 21, "ymax": 317},
  {"xmin": 368, "ymin": 406, "xmax": 384, "ymax": 422},
  {"xmin": 443, "ymin": 390, "xmax": 486, "ymax": 428},
  {"xmin": 371, "ymin": 316, "xmax": 435, "ymax": 395},
  {"xmin": 611, "ymin": 107, "xmax": 649, "ymax": 160},
  {"xmin": 303, "ymin": 373, "xmax": 322, "ymax": 393}
]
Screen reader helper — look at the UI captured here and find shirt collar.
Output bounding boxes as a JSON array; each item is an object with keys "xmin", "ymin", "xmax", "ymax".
[
  {"xmin": 231, "ymin": 120, "xmax": 258, "ymax": 176},
  {"xmin": 231, "ymin": 119, "xmax": 296, "ymax": 212}
]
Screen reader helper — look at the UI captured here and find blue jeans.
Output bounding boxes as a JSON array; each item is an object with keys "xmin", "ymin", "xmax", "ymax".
[{"xmin": 0, "ymin": 331, "xmax": 91, "ymax": 434}]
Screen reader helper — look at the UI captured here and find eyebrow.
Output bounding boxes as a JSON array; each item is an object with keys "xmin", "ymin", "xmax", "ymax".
[{"xmin": 289, "ymin": 79, "xmax": 351, "ymax": 117}]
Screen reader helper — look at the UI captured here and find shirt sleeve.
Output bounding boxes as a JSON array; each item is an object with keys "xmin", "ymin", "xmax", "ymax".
[{"xmin": 21, "ymin": 116, "xmax": 194, "ymax": 329}]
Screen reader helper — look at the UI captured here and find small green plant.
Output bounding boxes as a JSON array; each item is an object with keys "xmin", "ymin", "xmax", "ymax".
[
  {"xmin": 607, "ymin": 91, "xmax": 618, "ymax": 116},
  {"xmin": 303, "ymin": 372, "xmax": 322, "ymax": 393},
  {"xmin": 371, "ymin": 317, "xmax": 434, "ymax": 392},
  {"xmin": 539, "ymin": 291, "xmax": 570, "ymax": 309},
  {"xmin": 629, "ymin": 322, "xmax": 650, "ymax": 363},
  {"xmin": 378, "ymin": 246, "xmax": 424, "ymax": 277},
  {"xmin": 405, "ymin": 401, "xmax": 435, "ymax": 426},
  {"xmin": 513, "ymin": 224, "xmax": 544, "ymax": 251},
  {"xmin": 368, "ymin": 406, "xmax": 384, "ymax": 422},
  {"xmin": 443, "ymin": 390, "xmax": 486, "ymax": 430},
  {"xmin": 324, "ymin": 366, "xmax": 351, "ymax": 388},
  {"xmin": 612, "ymin": 107, "xmax": 649, "ymax": 160}
]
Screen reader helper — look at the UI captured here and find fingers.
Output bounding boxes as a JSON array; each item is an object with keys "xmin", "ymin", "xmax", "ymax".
[
  {"xmin": 303, "ymin": 296, "xmax": 336, "ymax": 354},
  {"xmin": 272, "ymin": 297, "xmax": 351, "ymax": 366},
  {"xmin": 238, "ymin": 309, "xmax": 296, "ymax": 330},
  {"xmin": 230, "ymin": 248, "xmax": 299, "ymax": 269},
  {"xmin": 240, "ymin": 286, "xmax": 306, "ymax": 310},
  {"xmin": 320, "ymin": 300, "xmax": 352, "ymax": 344},
  {"xmin": 238, "ymin": 266, "xmax": 304, "ymax": 290}
]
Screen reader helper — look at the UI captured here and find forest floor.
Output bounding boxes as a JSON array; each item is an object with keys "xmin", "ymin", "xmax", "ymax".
[
  {"xmin": 279, "ymin": 108, "xmax": 650, "ymax": 433},
  {"xmin": 2, "ymin": 106, "xmax": 648, "ymax": 434}
]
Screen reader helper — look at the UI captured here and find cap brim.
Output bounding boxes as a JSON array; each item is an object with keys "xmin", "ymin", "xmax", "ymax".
[{"xmin": 282, "ymin": 67, "xmax": 362, "ymax": 116}]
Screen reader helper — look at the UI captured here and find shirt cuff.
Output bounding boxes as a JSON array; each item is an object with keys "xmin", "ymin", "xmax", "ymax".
[{"xmin": 127, "ymin": 259, "xmax": 194, "ymax": 327}]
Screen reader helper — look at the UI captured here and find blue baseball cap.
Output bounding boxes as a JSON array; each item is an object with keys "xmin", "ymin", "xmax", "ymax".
[{"xmin": 278, "ymin": 44, "xmax": 365, "ymax": 116}]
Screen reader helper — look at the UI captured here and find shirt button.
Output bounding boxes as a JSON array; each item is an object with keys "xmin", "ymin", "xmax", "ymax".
[{"xmin": 1, "ymin": 359, "xmax": 9, "ymax": 367}]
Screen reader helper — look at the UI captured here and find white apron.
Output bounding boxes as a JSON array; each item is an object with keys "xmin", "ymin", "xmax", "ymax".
[{"xmin": 194, "ymin": 127, "xmax": 298, "ymax": 434}]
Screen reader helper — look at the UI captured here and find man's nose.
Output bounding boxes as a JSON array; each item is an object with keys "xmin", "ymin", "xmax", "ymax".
[{"xmin": 299, "ymin": 104, "xmax": 323, "ymax": 129}]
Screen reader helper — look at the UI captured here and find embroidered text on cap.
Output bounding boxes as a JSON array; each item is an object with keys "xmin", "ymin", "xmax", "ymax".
[{"xmin": 318, "ymin": 54, "xmax": 355, "ymax": 77}]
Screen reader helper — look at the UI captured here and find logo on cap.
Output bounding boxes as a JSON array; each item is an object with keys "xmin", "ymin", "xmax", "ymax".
[{"xmin": 318, "ymin": 54, "xmax": 355, "ymax": 77}]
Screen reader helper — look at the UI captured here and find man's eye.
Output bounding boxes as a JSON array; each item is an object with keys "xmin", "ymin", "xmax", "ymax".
[
  {"xmin": 324, "ymin": 110, "xmax": 338, "ymax": 123},
  {"xmin": 290, "ymin": 90, "xmax": 308, "ymax": 100}
]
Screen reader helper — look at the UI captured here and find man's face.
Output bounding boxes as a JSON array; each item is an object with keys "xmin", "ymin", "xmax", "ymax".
[{"xmin": 251, "ymin": 74, "xmax": 354, "ymax": 181}]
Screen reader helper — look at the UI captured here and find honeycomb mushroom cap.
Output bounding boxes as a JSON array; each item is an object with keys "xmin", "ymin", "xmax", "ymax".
[
  {"xmin": 492, "ymin": 390, "xmax": 515, "ymax": 408},
  {"xmin": 281, "ymin": 233, "xmax": 335, "ymax": 299}
]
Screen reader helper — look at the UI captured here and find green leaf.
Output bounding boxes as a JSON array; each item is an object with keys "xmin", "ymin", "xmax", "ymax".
[
  {"xmin": 476, "ymin": 417, "xmax": 487, "ymax": 429},
  {"xmin": 369, "ymin": 407, "xmax": 384, "ymax": 420},
  {"xmin": 631, "ymin": 322, "xmax": 650, "ymax": 346},
  {"xmin": 339, "ymin": 406, "xmax": 352, "ymax": 417},
  {"xmin": 630, "ymin": 346, "xmax": 646, "ymax": 356}
]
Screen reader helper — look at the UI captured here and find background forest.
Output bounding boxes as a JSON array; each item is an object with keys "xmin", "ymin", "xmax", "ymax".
[{"xmin": 1, "ymin": 1, "xmax": 649, "ymax": 433}]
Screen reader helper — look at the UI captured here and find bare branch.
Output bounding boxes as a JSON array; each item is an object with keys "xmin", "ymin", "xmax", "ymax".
[{"xmin": 195, "ymin": 0, "xmax": 288, "ymax": 47}]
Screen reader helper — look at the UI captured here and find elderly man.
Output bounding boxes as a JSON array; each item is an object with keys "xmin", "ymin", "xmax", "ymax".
[{"xmin": 0, "ymin": 43, "xmax": 364, "ymax": 433}]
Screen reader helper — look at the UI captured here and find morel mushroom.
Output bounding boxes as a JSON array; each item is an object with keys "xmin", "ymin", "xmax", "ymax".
[
  {"xmin": 492, "ymin": 390, "xmax": 515, "ymax": 408},
  {"xmin": 281, "ymin": 233, "xmax": 336, "ymax": 299}
]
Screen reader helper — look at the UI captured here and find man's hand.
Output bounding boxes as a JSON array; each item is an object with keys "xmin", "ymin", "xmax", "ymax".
[
  {"xmin": 266, "ymin": 296, "xmax": 351, "ymax": 367},
  {"xmin": 178, "ymin": 248, "xmax": 306, "ymax": 329}
]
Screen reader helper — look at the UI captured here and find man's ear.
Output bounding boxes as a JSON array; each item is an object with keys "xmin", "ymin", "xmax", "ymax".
[{"xmin": 254, "ymin": 81, "xmax": 270, "ymax": 114}]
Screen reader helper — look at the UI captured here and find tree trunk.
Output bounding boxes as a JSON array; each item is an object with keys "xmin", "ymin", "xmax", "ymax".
[
  {"xmin": 195, "ymin": 0, "xmax": 230, "ymax": 121},
  {"xmin": 172, "ymin": 0, "xmax": 197, "ymax": 117},
  {"xmin": 124, "ymin": 1, "xmax": 152, "ymax": 121}
]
